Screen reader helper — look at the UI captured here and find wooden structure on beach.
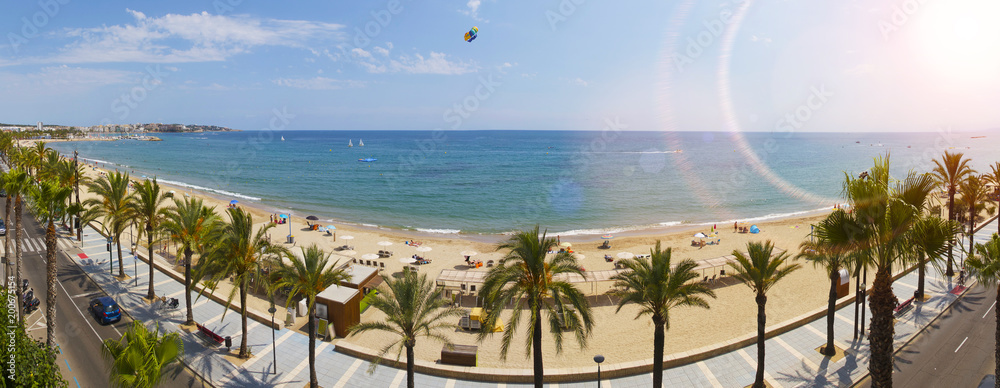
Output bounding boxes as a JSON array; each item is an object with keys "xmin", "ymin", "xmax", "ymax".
[{"xmin": 314, "ymin": 264, "xmax": 382, "ymax": 338}]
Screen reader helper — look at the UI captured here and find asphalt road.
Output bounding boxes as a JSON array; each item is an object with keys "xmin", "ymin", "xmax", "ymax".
[
  {"xmin": 8, "ymin": 199, "xmax": 210, "ymax": 388},
  {"xmin": 856, "ymin": 283, "xmax": 997, "ymax": 387}
]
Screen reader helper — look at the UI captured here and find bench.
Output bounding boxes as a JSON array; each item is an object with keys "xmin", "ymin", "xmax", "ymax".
[
  {"xmin": 894, "ymin": 297, "xmax": 914, "ymax": 317},
  {"xmin": 441, "ymin": 344, "xmax": 477, "ymax": 367},
  {"xmin": 196, "ymin": 323, "xmax": 225, "ymax": 345}
]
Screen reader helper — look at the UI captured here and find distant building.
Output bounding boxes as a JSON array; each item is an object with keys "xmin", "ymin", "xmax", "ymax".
[{"xmin": 37, "ymin": 122, "xmax": 42, "ymax": 131}]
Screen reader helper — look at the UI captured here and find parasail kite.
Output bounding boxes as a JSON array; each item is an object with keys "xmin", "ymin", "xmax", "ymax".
[{"xmin": 464, "ymin": 26, "xmax": 478, "ymax": 42}]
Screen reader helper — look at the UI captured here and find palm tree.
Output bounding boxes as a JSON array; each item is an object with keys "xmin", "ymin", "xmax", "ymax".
[
  {"xmin": 128, "ymin": 179, "xmax": 171, "ymax": 300},
  {"xmin": 27, "ymin": 179, "xmax": 72, "ymax": 349},
  {"xmin": 269, "ymin": 245, "xmax": 350, "ymax": 388},
  {"xmin": 729, "ymin": 241, "xmax": 800, "ymax": 388},
  {"xmin": 958, "ymin": 174, "xmax": 994, "ymax": 261},
  {"xmin": 610, "ymin": 241, "xmax": 715, "ymax": 387},
  {"xmin": 910, "ymin": 215, "xmax": 961, "ymax": 299},
  {"xmin": 348, "ymin": 271, "xmax": 464, "ymax": 388},
  {"xmin": 197, "ymin": 207, "xmax": 282, "ymax": 358},
  {"xmin": 101, "ymin": 320, "xmax": 184, "ymax": 388},
  {"xmin": 965, "ymin": 233, "xmax": 1000, "ymax": 388},
  {"xmin": 799, "ymin": 212, "xmax": 855, "ymax": 357},
  {"xmin": 989, "ymin": 162, "xmax": 1000, "ymax": 235},
  {"xmin": 55, "ymin": 158, "xmax": 87, "ymax": 238},
  {"xmin": 932, "ymin": 151, "xmax": 974, "ymax": 276},
  {"xmin": 162, "ymin": 197, "xmax": 219, "ymax": 326},
  {"xmin": 823, "ymin": 156, "xmax": 934, "ymax": 387},
  {"xmin": 477, "ymin": 226, "xmax": 594, "ymax": 388},
  {"xmin": 0, "ymin": 171, "xmax": 11, "ymax": 283},
  {"xmin": 85, "ymin": 172, "xmax": 133, "ymax": 278},
  {"xmin": 4, "ymin": 168, "xmax": 31, "ymax": 322}
]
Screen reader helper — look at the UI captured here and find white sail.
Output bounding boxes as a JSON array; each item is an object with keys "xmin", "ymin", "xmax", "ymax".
[
  {"xmin": 281, "ymin": 136, "xmax": 285, "ymax": 141},
  {"xmin": 348, "ymin": 139, "xmax": 353, "ymax": 147},
  {"xmin": 359, "ymin": 139, "xmax": 364, "ymax": 146}
]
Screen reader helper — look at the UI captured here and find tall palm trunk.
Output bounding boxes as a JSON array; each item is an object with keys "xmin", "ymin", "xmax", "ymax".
[
  {"xmin": 405, "ymin": 341, "xmax": 415, "ymax": 388},
  {"xmin": 753, "ymin": 294, "xmax": 766, "ymax": 388},
  {"xmin": 532, "ymin": 309, "xmax": 544, "ymax": 388},
  {"xmin": 74, "ymin": 172, "xmax": 81, "ymax": 241},
  {"xmin": 115, "ymin": 238, "xmax": 124, "ymax": 278},
  {"xmin": 183, "ymin": 248, "xmax": 195, "ymax": 325},
  {"xmin": 14, "ymin": 195, "xmax": 23, "ymax": 323},
  {"xmin": 307, "ymin": 297, "xmax": 318, "ymax": 388},
  {"xmin": 146, "ymin": 226, "xmax": 155, "ymax": 300},
  {"xmin": 45, "ymin": 220, "xmax": 57, "ymax": 349},
  {"xmin": 947, "ymin": 191, "xmax": 956, "ymax": 276},
  {"xmin": 853, "ymin": 265, "xmax": 861, "ymax": 340},
  {"xmin": 3, "ymin": 195, "xmax": 10, "ymax": 286},
  {"xmin": 968, "ymin": 207, "xmax": 975, "ymax": 263},
  {"xmin": 994, "ymin": 285, "xmax": 999, "ymax": 388},
  {"xmin": 824, "ymin": 271, "xmax": 837, "ymax": 356},
  {"xmin": 239, "ymin": 284, "xmax": 249, "ymax": 358},
  {"xmin": 868, "ymin": 268, "xmax": 895, "ymax": 388},
  {"xmin": 916, "ymin": 252, "xmax": 926, "ymax": 299},
  {"xmin": 652, "ymin": 316, "xmax": 666, "ymax": 388}
]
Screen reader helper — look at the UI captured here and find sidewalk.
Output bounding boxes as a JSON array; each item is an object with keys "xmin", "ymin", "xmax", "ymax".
[{"xmin": 60, "ymin": 220, "xmax": 988, "ymax": 388}]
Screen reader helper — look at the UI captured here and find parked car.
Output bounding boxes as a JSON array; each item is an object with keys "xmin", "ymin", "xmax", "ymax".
[
  {"xmin": 0, "ymin": 189, "xmax": 6, "ymax": 197},
  {"xmin": 0, "ymin": 219, "xmax": 6, "ymax": 236},
  {"xmin": 89, "ymin": 296, "xmax": 121, "ymax": 324}
]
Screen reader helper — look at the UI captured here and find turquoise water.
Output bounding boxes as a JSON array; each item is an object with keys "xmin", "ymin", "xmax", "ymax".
[{"xmin": 49, "ymin": 130, "xmax": 999, "ymax": 235}]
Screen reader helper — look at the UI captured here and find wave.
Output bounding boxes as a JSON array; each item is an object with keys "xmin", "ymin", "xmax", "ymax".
[
  {"xmin": 591, "ymin": 150, "xmax": 683, "ymax": 154},
  {"xmin": 415, "ymin": 228, "xmax": 462, "ymax": 234},
  {"xmin": 699, "ymin": 206, "xmax": 834, "ymax": 225},
  {"xmin": 157, "ymin": 178, "xmax": 262, "ymax": 201},
  {"xmin": 555, "ymin": 224, "xmax": 673, "ymax": 236}
]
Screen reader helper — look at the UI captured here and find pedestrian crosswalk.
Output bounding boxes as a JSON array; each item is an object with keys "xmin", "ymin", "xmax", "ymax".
[{"xmin": 0, "ymin": 236, "xmax": 74, "ymax": 254}]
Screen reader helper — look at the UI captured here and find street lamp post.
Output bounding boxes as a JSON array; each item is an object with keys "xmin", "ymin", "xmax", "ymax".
[
  {"xmin": 107, "ymin": 237, "xmax": 113, "ymax": 275},
  {"xmin": 594, "ymin": 354, "xmax": 605, "ymax": 388},
  {"xmin": 132, "ymin": 244, "xmax": 137, "ymax": 287},
  {"xmin": 268, "ymin": 304, "xmax": 277, "ymax": 374}
]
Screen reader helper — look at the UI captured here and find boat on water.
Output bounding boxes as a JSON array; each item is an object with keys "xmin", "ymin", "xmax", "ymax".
[
  {"xmin": 359, "ymin": 139, "xmax": 364, "ymax": 146},
  {"xmin": 281, "ymin": 136, "xmax": 285, "ymax": 141},
  {"xmin": 855, "ymin": 141, "xmax": 860, "ymax": 144},
  {"xmin": 348, "ymin": 139, "xmax": 353, "ymax": 147},
  {"xmin": 358, "ymin": 157, "xmax": 377, "ymax": 162}
]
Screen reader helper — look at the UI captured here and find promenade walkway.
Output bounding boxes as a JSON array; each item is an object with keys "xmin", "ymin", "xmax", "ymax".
[{"xmin": 57, "ymin": 220, "xmax": 992, "ymax": 388}]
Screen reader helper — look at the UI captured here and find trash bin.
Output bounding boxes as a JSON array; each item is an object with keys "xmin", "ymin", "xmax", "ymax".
[
  {"xmin": 225, "ymin": 336, "xmax": 232, "ymax": 349},
  {"xmin": 287, "ymin": 235, "xmax": 295, "ymax": 244},
  {"xmin": 297, "ymin": 299, "xmax": 308, "ymax": 317}
]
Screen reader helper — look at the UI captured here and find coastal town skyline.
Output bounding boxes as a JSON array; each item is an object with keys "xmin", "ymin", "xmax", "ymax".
[{"xmin": 2, "ymin": 1, "xmax": 1000, "ymax": 133}]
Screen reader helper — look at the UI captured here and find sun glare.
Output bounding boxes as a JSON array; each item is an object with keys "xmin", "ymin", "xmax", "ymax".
[{"xmin": 913, "ymin": 0, "xmax": 1000, "ymax": 82}]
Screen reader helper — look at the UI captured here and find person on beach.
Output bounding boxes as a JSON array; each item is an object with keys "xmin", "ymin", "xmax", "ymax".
[{"xmin": 734, "ymin": 221, "xmax": 738, "ymax": 232}]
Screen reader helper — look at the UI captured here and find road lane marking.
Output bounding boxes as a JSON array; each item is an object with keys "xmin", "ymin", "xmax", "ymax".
[
  {"xmin": 985, "ymin": 301, "xmax": 996, "ymax": 319},
  {"xmin": 389, "ymin": 370, "xmax": 405, "ymax": 388},
  {"xmin": 955, "ymin": 336, "xmax": 968, "ymax": 352},
  {"xmin": 64, "ymin": 359, "xmax": 71, "ymax": 371}
]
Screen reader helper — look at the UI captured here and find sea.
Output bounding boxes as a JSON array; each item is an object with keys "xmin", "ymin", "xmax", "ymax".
[{"xmin": 47, "ymin": 130, "xmax": 999, "ymax": 237}]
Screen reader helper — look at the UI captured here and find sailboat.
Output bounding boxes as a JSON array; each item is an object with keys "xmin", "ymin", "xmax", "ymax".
[
  {"xmin": 348, "ymin": 139, "xmax": 353, "ymax": 147},
  {"xmin": 281, "ymin": 136, "xmax": 285, "ymax": 141},
  {"xmin": 359, "ymin": 139, "xmax": 364, "ymax": 147}
]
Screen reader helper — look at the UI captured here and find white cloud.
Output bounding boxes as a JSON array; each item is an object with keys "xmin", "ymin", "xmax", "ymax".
[
  {"xmin": 18, "ymin": 9, "xmax": 346, "ymax": 65},
  {"xmin": 0, "ymin": 66, "xmax": 138, "ymax": 90},
  {"xmin": 273, "ymin": 76, "xmax": 365, "ymax": 90},
  {"xmin": 460, "ymin": 0, "xmax": 488, "ymax": 22},
  {"xmin": 388, "ymin": 52, "xmax": 476, "ymax": 75},
  {"xmin": 570, "ymin": 77, "xmax": 588, "ymax": 87},
  {"xmin": 496, "ymin": 61, "xmax": 516, "ymax": 74}
]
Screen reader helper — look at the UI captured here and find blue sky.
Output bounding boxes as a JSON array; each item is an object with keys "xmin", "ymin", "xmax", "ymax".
[{"xmin": 1, "ymin": 0, "xmax": 999, "ymax": 132}]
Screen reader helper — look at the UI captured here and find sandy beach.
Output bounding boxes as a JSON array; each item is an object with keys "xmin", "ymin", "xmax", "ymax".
[{"xmin": 59, "ymin": 145, "xmax": 860, "ymax": 370}]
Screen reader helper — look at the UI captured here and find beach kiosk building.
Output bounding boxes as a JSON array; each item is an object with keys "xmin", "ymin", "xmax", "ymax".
[{"xmin": 314, "ymin": 264, "xmax": 381, "ymax": 338}]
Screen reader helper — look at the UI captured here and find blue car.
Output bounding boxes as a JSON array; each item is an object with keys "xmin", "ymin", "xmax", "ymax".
[{"xmin": 89, "ymin": 296, "xmax": 121, "ymax": 324}]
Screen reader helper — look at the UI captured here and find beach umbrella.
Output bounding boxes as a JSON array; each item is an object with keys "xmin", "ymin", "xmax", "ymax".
[
  {"xmin": 560, "ymin": 242, "xmax": 573, "ymax": 248},
  {"xmin": 230, "ymin": 200, "xmax": 238, "ymax": 205},
  {"xmin": 616, "ymin": 252, "xmax": 634, "ymax": 259},
  {"xmin": 362, "ymin": 253, "xmax": 379, "ymax": 261},
  {"xmin": 693, "ymin": 232, "xmax": 708, "ymax": 238},
  {"xmin": 340, "ymin": 235, "xmax": 354, "ymax": 240},
  {"xmin": 416, "ymin": 246, "xmax": 432, "ymax": 252},
  {"xmin": 306, "ymin": 215, "xmax": 320, "ymax": 221},
  {"xmin": 326, "ymin": 225, "xmax": 336, "ymax": 230},
  {"xmin": 399, "ymin": 257, "xmax": 417, "ymax": 264},
  {"xmin": 461, "ymin": 251, "xmax": 478, "ymax": 257},
  {"xmin": 278, "ymin": 214, "xmax": 289, "ymax": 219},
  {"xmin": 601, "ymin": 234, "xmax": 614, "ymax": 239},
  {"xmin": 378, "ymin": 241, "xmax": 393, "ymax": 246}
]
